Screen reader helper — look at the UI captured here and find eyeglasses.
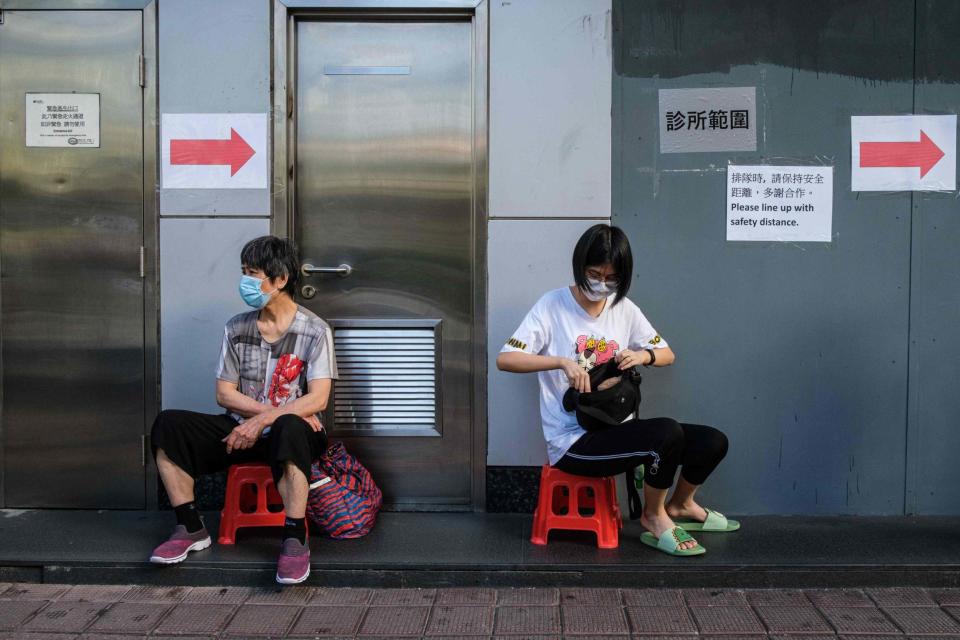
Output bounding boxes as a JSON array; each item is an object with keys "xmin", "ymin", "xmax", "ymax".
[{"xmin": 586, "ymin": 269, "xmax": 619, "ymax": 286}]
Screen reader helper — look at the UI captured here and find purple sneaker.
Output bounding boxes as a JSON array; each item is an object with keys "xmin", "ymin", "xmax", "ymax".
[
  {"xmin": 276, "ymin": 538, "xmax": 310, "ymax": 584},
  {"xmin": 149, "ymin": 524, "xmax": 211, "ymax": 564}
]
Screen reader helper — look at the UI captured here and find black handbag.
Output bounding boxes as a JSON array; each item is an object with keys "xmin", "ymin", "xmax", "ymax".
[
  {"xmin": 562, "ymin": 359, "xmax": 642, "ymax": 431},
  {"xmin": 561, "ymin": 359, "xmax": 646, "ymax": 520}
]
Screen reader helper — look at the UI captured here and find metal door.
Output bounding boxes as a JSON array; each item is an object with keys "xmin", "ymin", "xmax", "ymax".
[
  {"xmin": 0, "ymin": 10, "xmax": 146, "ymax": 507},
  {"xmin": 293, "ymin": 18, "xmax": 476, "ymax": 509}
]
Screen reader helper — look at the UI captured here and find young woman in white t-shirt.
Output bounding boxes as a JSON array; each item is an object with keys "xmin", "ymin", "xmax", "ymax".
[{"xmin": 497, "ymin": 224, "xmax": 736, "ymax": 556}]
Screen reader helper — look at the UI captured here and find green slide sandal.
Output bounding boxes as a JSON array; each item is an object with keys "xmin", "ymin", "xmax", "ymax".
[
  {"xmin": 674, "ymin": 508, "xmax": 740, "ymax": 532},
  {"xmin": 640, "ymin": 525, "xmax": 706, "ymax": 556}
]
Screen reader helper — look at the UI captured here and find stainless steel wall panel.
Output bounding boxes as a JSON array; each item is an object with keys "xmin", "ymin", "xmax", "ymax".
[
  {"xmin": 0, "ymin": 9, "xmax": 145, "ymax": 508},
  {"xmin": 293, "ymin": 17, "xmax": 475, "ymax": 507}
]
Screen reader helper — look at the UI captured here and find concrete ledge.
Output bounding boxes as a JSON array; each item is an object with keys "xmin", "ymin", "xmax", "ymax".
[
  {"xmin": 27, "ymin": 565, "xmax": 960, "ymax": 589},
  {"xmin": 2, "ymin": 510, "xmax": 959, "ymax": 588}
]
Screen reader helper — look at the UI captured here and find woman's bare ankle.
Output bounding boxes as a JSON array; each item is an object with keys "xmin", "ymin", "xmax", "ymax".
[{"xmin": 640, "ymin": 509, "xmax": 674, "ymax": 531}]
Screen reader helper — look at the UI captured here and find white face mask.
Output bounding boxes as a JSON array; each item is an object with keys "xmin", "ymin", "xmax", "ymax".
[{"xmin": 581, "ymin": 277, "xmax": 613, "ymax": 302}]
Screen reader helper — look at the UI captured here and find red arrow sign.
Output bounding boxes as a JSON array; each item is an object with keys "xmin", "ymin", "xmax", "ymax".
[
  {"xmin": 859, "ymin": 130, "xmax": 945, "ymax": 178},
  {"xmin": 170, "ymin": 127, "xmax": 255, "ymax": 176}
]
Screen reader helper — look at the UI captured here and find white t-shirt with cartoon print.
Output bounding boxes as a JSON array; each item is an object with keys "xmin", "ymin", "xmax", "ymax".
[{"xmin": 500, "ymin": 287, "xmax": 669, "ymax": 465}]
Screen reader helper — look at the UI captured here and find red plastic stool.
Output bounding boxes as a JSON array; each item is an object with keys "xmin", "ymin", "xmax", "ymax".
[
  {"xmin": 530, "ymin": 464, "xmax": 623, "ymax": 549},
  {"xmin": 218, "ymin": 463, "xmax": 306, "ymax": 544}
]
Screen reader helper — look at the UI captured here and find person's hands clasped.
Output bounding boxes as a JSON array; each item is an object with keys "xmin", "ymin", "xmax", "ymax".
[
  {"xmin": 304, "ymin": 414, "xmax": 325, "ymax": 433},
  {"xmin": 223, "ymin": 413, "xmax": 271, "ymax": 454},
  {"xmin": 616, "ymin": 349, "xmax": 649, "ymax": 370},
  {"xmin": 558, "ymin": 358, "xmax": 591, "ymax": 393}
]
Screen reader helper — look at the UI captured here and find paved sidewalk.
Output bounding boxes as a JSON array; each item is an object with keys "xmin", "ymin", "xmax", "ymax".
[{"xmin": 1, "ymin": 584, "xmax": 960, "ymax": 639}]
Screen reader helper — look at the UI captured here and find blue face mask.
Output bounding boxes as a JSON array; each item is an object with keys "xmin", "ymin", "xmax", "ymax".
[{"xmin": 239, "ymin": 274, "xmax": 277, "ymax": 309}]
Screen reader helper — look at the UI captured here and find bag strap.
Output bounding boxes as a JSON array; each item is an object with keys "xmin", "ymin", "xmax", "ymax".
[
  {"xmin": 623, "ymin": 366, "xmax": 644, "ymax": 520},
  {"xmin": 575, "ymin": 402, "xmax": 627, "ymax": 427},
  {"xmin": 625, "ymin": 465, "xmax": 643, "ymax": 520}
]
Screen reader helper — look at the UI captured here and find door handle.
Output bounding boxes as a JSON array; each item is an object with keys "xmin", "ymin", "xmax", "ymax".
[{"xmin": 301, "ymin": 262, "xmax": 353, "ymax": 277}]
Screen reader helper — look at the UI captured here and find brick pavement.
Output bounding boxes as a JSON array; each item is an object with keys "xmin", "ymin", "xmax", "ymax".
[{"xmin": 1, "ymin": 584, "xmax": 960, "ymax": 639}]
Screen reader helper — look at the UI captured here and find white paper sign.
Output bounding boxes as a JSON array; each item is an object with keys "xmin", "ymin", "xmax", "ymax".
[
  {"xmin": 851, "ymin": 115, "xmax": 956, "ymax": 192},
  {"xmin": 659, "ymin": 87, "xmax": 757, "ymax": 153},
  {"xmin": 727, "ymin": 165, "xmax": 833, "ymax": 242},
  {"xmin": 161, "ymin": 113, "xmax": 267, "ymax": 189},
  {"xmin": 26, "ymin": 93, "xmax": 100, "ymax": 147}
]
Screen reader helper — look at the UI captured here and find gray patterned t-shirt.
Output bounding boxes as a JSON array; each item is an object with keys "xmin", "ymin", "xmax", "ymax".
[{"xmin": 215, "ymin": 305, "xmax": 338, "ymax": 423}]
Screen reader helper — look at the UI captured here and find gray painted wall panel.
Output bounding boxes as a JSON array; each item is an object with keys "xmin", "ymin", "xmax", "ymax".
[
  {"xmin": 486, "ymin": 0, "xmax": 613, "ymax": 465},
  {"xmin": 909, "ymin": 0, "xmax": 960, "ymax": 515},
  {"xmin": 158, "ymin": 0, "xmax": 270, "ymax": 216},
  {"xmin": 157, "ymin": 0, "xmax": 272, "ymax": 415},
  {"xmin": 487, "ymin": 219, "xmax": 609, "ymax": 466},
  {"xmin": 159, "ymin": 190, "xmax": 271, "ymax": 217},
  {"xmin": 158, "ymin": 0, "xmax": 268, "ymax": 112},
  {"xmin": 160, "ymin": 217, "xmax": 269, "ymax": 413},
  {"xmin": 489, "ymin": 0, "xmax": 612, "ymax": 218},
  {"xmin": 614, "ymin": 0, "xmax": 915, "ymax": 514}
]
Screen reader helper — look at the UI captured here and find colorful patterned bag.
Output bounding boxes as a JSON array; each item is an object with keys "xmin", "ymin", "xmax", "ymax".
[{"xmin": 306, "ymin": 441, "xmax": 383, "ymax": 539}]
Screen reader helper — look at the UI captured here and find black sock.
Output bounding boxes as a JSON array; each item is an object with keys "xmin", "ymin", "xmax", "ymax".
[
  {"xmin": 283, "ymin": 516, "xmax": 307, "ymax": 545},
  {"xmin": 173, "ymin": 502, "xmax": 204, "ymax": 533}
]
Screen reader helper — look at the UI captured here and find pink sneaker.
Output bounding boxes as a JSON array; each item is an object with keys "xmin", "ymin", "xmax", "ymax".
[
  {"xmin": 149, "ymin": 524, "xmax": 211, "ymax": 564},
  {"xmin": 276, "ymin": 538, "xmax": 310, "ymax": 584}
]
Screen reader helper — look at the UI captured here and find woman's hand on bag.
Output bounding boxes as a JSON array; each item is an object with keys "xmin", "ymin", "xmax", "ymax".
[
  {"xmin": 616, "ymin": 349, "xmax": 648, "ymax": 370},
  {"xmin": 558, "ymin": 358, "xmax": 591, "ymax": 393}
]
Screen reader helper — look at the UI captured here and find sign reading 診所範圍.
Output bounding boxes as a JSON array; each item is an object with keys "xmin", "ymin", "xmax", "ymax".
[{"xmin": 659, "ymin": 87, "xmax": 756, "ymax": 153}]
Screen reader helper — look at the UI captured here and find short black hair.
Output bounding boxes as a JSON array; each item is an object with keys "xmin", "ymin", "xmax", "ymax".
[
  {"xmin": 571, "ymin": 224, "xmax": 633, "ymax": 305},
  {"xmin": 240, "ymin": 235, "xmax": 301, "ymax": 296}
]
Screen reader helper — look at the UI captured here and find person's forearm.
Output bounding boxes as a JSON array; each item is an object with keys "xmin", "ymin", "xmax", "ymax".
[
  {"xmin": 648, "ymin": 346, "xmax": 675, "ymax": 367},
  {"xmin": 261, "ymin": 390, "xmax": 328, "ymax": 422},
  {"xmin": 496, "ymin": 351, "xmax": 562, "ymax": 373},
  {"xmin": 216, "ymin": 385, "xmax": 273, "ymax": 418}
]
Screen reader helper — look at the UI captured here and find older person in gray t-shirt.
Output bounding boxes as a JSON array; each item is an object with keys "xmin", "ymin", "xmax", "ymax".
[{"xmin": 148, "ymin": 235, "xmax": 337, "ymax": 585}]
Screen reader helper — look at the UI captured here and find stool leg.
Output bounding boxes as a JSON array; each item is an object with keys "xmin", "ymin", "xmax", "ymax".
[
  {"xmin": 596, "ymin": 479, "xmax": 619, "ymax": 549},
  {"xmin": 218, "ymin": 472, "xmax": 241, "ymax": 545},
  {"xmin": 258, "ymin": 479, "xmax": 271, "ymax": 514},
  {"xmin": 607, "ymin": 477, "xmax": 624, "ymax": 529},
  {"xmin": 530, "ymin": 467, "xmax": 552, "ymax": 546},
  {"xmin": 569, "ymin": 481, "xmax": 581, "ymax": 517}
]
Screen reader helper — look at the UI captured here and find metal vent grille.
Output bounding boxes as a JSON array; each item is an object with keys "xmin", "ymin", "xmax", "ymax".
[{"xmin": 332, "ymin": 324, "xmax": 439, "ymax": 433}]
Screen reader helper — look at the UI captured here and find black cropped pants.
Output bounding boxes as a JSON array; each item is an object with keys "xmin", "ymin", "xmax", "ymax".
[
  {"xmin": 150, "ymin": 410, "xmax": 328, "ymax": 488},
  {"xmin": 553, "ymin": 418, "xmax": 728, "ymax": 490}
]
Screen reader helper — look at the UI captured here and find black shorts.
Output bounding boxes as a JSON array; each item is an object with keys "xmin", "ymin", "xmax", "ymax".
[{"xmin": 150, "ymin": 409, "xmax": 328, "ymax": 486}]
